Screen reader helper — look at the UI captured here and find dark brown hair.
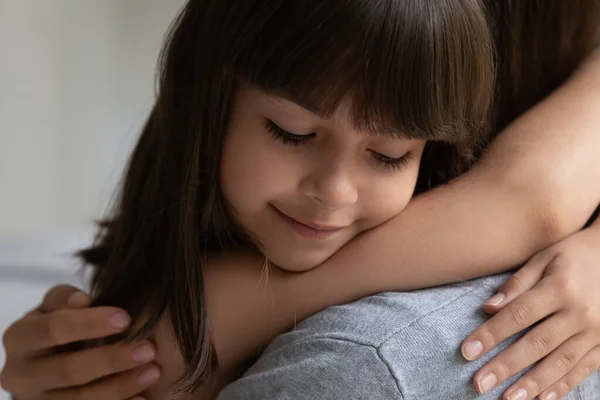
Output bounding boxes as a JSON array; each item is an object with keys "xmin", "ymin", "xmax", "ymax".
[
  {"xmin": 489, "ymin": 0, "xmax": 600, "ymax": 131},
  {"xmin": 79, "ymin": 0, "xmax": 599, "ymax": 394}
]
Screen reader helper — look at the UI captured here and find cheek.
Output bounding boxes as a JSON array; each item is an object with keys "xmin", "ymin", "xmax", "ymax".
[
  {"xmin": 360, "ymin": 164, "xmax": 420, "ymax": 228},
  {"xmin": 220, "ymin": 131, "xmax": 298, "ymax": 213}
]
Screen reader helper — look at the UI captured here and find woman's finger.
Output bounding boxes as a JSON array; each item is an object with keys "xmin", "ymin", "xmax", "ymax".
[
  {"xmin": 472, "ymin": 311, "xmax": 578, "ymax": 395},
  {"xmin": 31, "ymin": 340, "xmax": 157, "ymax": 390},
  {"xmin": 482, "ymin": 252, "xmax": 554, "ymax": 315},
  {"xmin": 538, "ymin": 345, "xmax": 600, "ymax": 400},
  {"xmin": 3, "ymin": 307, "xmax": 130, "ymax": 355},
  {"xmin": 501, "ymin": 332, "xmax": 591, "ymax": 400},
  {"xmin": 43, "ymin": 363, "xmax": 161, "ymax": 400},
  {"xmin": 462, "ymin": 278, "xmax": 559, "ymax": 361},
  {"xmin": 37, "ymin": 285, "xmax": 90, "ymax": 313},
  {"xmin": 21, "ymin": 287, "xmax": 91, "ymax": 322}
]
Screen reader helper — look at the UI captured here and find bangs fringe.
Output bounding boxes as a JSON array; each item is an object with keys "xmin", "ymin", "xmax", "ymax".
[{"xmin": 235, "ymin": 0, "xmax": 495, "ymax": 145}]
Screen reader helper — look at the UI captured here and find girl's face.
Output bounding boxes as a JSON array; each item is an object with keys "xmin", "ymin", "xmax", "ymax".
[{"xmin": 221, "ymin": 86, "xmax": 426, "ymax": 271}]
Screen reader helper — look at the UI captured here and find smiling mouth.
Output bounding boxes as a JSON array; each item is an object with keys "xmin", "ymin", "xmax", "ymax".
[{"xmin": 271, "ymin": 205, "xmax": 344, "ymax": 239}]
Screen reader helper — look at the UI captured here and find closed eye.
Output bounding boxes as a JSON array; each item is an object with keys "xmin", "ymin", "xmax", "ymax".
[
  {"xmin": 265, "ymin": 119, "xmax": 315, "ymax": 146},
  {"xmin": 370, "ymin": 151, "xmax": 414, "ymax": 170},
  {"xmin": 265, "ymin": 118, "xmax": 414, "ymax": 171}
]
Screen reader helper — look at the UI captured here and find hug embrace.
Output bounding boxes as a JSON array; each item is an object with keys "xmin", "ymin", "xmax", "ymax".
[{"xmin": 2, "ymin": 1, "xmax": 600, "ymax": 399}]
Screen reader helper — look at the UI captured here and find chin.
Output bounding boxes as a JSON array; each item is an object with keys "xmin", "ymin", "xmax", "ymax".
[{"xmin": 267, "ymin": 250, "xmax": 333, "ymax": 272}]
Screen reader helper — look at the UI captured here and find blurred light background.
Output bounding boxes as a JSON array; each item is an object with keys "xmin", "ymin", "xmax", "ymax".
[{"xmin": 0, "ymin": 2, "xmax": 186, "ymax": 396}]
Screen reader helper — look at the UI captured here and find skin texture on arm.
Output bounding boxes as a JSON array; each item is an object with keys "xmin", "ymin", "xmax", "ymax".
[{"xmin": 148, "ymin": 50, "xmax": 600, "ymax": 398}]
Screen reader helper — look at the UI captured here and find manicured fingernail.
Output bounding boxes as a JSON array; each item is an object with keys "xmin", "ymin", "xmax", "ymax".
[
  {"xmin": 462, "ymin": 340, "xmax": 483, "ymax": 360},
  {"xmin": 485, "ymin": 293, "xmax": 505, "ymax": 306},
  {"xmin": 132, "ymin": 345, "xmax": 155, "ymax": 363},
  {"xmin": 110, "ymin": 312, "xmax": 130, "ymax": 329},
  {"xmin": 507, "ymin": 388, "xmax": 528, "ymax": 400},
  {"xmin": 67, "ymin": 291, "xmax": 90, "ymax": 306},
  {"xmin": 541, "ymin": 392, "xmax": 558, "ymax": 400},
  {"xmin": 478, "ymin": 372, "xmax": 497, "ymax": 393},
  {"xmin": 138, "ymin": 366, "xmax": 160, "ymax": 385}
]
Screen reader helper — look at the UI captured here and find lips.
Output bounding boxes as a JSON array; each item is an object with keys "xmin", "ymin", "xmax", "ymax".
[{"xmin": 271, "ymin": 205, "xmax": 345, "ymax": 239}]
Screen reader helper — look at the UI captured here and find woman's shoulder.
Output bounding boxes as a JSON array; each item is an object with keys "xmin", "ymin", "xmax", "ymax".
[
  {"xmin": 265, "ymin": 273, "xmax": 511, "ymax": 353},
  {"xmin": 252, "ymin": 272, "xmax": 599, "ymax": 398}
]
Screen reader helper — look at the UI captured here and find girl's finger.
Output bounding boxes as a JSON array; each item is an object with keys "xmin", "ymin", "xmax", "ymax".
[
  {"xmin": 539, "ymin": 345, "xmax": 600, "ymax": 400},
  {"xmin": 44, "ymin": 364, "xmax": 161, "ymax": 400},
  {"xmin": 501, "ymin": 332, "xmax": 591, "ymax": 400},
  {"xmin": 31, "ymin": 340, "xmax": 157, "ymax": 390},
  {"xmin": 482, "ymin": 252, "xmax": 555, "ymax": 315},
  {"xmin": 462, "ymin": 277, "xmax": 559, "ymax": 361},
  {"xmin": 471, "ymin": 311, "xmax": 578, "ymax": 395}
]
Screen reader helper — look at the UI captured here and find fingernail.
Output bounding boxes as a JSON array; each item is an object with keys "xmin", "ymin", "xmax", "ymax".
[
  {"xmin": 478, "ymin": 372, "xmax": 497, "ymax": 393},
  {"xmin": 132, "ymin": 345, "xmax": 155, "ymax": 363},
  {"xmin": 462, "ymin": 340, "xmax": 483, "ymax": 360},
  {"xmin": 507, "ymin": 388, "xmax": 528, "ymax": 400},
  {"xmin": 485, "ymin": 293, "xmax": 505, "ymax": 306},
  {"xmin": 110, "ymin": 312, "xmax": 130, "ymax": 329},
  {"xmin": 138, "ymin": 366, "xmax": 160, "ymax": 385},
  {"xmin": 541, "ymin": 392, "xmax": 558, "ymax": 400},
  {"xmin": 67, "ymin": 291, "xmax": 90, "ymax": 306}
]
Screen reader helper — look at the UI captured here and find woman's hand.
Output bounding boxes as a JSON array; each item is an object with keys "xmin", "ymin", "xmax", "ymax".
[
  {"xmin": 461, "ymin": 221, "xmax": 600, "ymax": 400},
  {"xmin": 0, "ymin": 285, "xmax": 160, "ymax": 399}
]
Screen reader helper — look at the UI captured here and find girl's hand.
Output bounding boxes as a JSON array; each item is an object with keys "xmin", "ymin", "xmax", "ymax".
[
  {"xmin": 461, "ymin": 223, "xmax": 600, "ymax": 400},
  {"xmin": 0, "ymin": 285, "xmax": 161, "ymax": 399}
]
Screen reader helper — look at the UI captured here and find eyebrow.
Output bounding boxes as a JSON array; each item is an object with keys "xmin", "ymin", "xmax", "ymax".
[{"xmin": 260, "ymin": 88, "xmax": 330, "ymax": 119}]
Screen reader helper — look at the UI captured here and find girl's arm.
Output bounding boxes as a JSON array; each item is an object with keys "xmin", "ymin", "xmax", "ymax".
[
  {"xmin": 202, "ymin": 49, "xmax": 600, "ymax": 376},
  {"xmin": 319, "ymin": 46, "xmax": 600, "ymax": 291},
  {"xmin": 149, "ymin": 50, "xmax": 600, "ymax": 397}
]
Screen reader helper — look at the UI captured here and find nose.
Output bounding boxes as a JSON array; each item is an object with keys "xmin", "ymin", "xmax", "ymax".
[{"xmin": 299, "ymin": 161, "xmax": 358, "ymax": 208}]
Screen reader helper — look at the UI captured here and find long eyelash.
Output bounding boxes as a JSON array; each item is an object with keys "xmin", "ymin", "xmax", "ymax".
[
  {"xmin": 372, "ymin": 151, "xmax": 414, "ymax": 170},
  {"xmin": 264, "ymin": 119, "xmax": 312, "ymax": 146},
  {"xmin": 265, "ymin": 118, "xmax": 412, "ymax": 170}
]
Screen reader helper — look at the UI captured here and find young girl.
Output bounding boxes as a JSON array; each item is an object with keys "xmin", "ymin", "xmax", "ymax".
[{"xmin": 3, "ymin": 0, "xmax": 600, "ymax": 399}]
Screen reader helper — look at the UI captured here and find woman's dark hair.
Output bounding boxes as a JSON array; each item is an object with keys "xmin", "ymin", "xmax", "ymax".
[
  {"xmin": 489, "ymin": 0, "xmax": 600, "ymax": 131},
  {"xmin": 78, "ymin": 0, "xmax": 600, "ymax": 394}
]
